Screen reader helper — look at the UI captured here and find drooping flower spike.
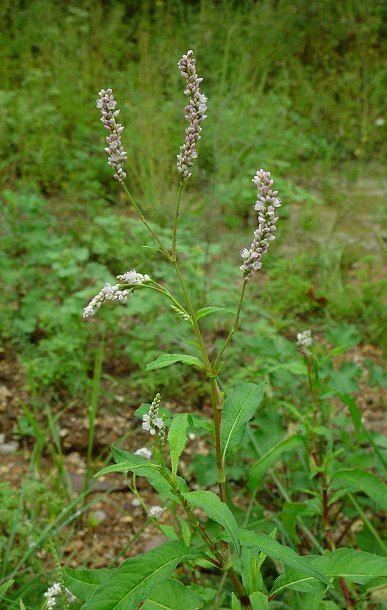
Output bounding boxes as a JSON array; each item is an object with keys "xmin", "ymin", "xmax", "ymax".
[
  {"xmin": 177, "ymin": 50, "xmax": 207, "ymax": 182},
  {"xmin": 96, "ymin": 88, "xmax": 127, "ymax": 182},
  {"xmin": 240, "ymin": 169, "xmax": 281, "ymax": 280},
  {"xmin": 83, "ymin": 269, "xmax": 150, "ymax": 319}
]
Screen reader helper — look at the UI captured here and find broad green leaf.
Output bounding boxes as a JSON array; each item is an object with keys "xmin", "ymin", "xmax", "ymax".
[
  {"xmin": 83, "ymin": 541, "xmax": 198, "ymax": 610},
  {"xmin": 332, "ymin": 468, "xmax": 387, "ymax": 511},
  {"xmin": 239, "ymin": 531, "xmax": 329, "ymax": 585},
  {"xmin": 168, "ymin": 413, "xmax": 189, "ymax": 477},
  {"xmin": 310, "ymin": 548, "xmax": 387, "ymax": 584},
  {"xmin": 196, "ymin": 306, "xmax": 237, "ymax": 320},
  {"xmin": 249, "ymin": 434, "xmax": 305, "ymax": 491},
  {"xmin": 146, "ymin": 353, "xmax": 203, "ymax": 371},
  {"xmin": 271, "ymin": 548, "xmax": 387, "ymax": 592},
  {"xmin": 221, "ymin": 382, "xmax": 265, "ymax": 458},
  {"xmin": 142, "ymin": 579, "xmax": 203, "ymax": 609},
  {"xmin": 0, "ymin": 579, "xmax": 14, "ymax": 599},
  {"xmin": 65, "ymin": 568, "xmax": 113, "ymax": 601},
  {"xmin": 184, "ymin": 490, "xmax": 240, "ymax": 554},
  {"xmin": 319, "ymin": 603, "xmax": 340, "ymax": 609},
  {"xmin": 249, "ymin": 591, "xmax": 269, "ymax": 610},
  {"xmin": 188, "ymin": 414, "xmax": 212, "ymax": 433}
]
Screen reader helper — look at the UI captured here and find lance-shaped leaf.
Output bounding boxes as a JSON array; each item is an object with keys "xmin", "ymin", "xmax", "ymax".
[
  {"xmin": 111, "ymin": 446, "xmax": 187, "ymax": 500},
  {"xmin": 142, "ymin": 579, "xmax": 203, "ymax": 609},
  {"xmin": 94, "ymin": 452, "xmax": 156, "ymax": 478},
  {"xmin": 221, "ymin": 382, "xmax": 265, "ymax": 459},
  {"xmin": 184, "ymin": 490, "xmax": 240, "ymax": 554},
  {"xmin": 270, "ymin": 570, "xmax": 325, "ymax": 597},
  {"xmin": 196, "ymin": 306, "xmax": 238, "ymax": 320},
  {"xmin": 146, "ymin": 353, "xmax": 204, "ymax": 371},
  {"xmin": 239, "ymin": 531, "xmax": 329, "ymax": 585},
  {"xmin": 309, "ymin": 548, "xmax": 387, "ymax": 585},
  {"xmin": 82, "ymin": 541, "xmax": 198, "ymax": 610},
  {"xmin": 248, "ymin": 434, "xmax": 305, "ymax": 491},
  {"xmin": 331, "ymin": 468, "xmax": 387, "ymax": 511},
  {"xmin": 168, "ymin": 413, "xmax": 189, "ymax": 477}
]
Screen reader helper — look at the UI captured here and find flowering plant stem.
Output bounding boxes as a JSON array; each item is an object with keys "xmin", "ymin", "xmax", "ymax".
[{"xmin": 120, "ymin": 178, "xmax": 250, "ymax": 604}]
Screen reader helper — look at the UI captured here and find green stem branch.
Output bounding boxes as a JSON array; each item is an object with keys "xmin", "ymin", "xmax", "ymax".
[
  {"xmin": 122, "ymin": 182, "xmax": 172, "ymax": 260},
  {"xmin": 214, "ymin": 280, "xmax": 247, "ymax": 370}
]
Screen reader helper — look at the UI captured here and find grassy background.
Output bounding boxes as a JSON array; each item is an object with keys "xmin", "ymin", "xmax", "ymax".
[
  {"xmin": 1, "ymin": 0, "xmax": 385, "ymax": 400},
  {"xmin": 0, "ymin": 1, "xmax": 385, "ymax": 606}
]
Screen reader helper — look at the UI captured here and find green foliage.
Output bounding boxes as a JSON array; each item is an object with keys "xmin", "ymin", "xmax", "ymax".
[
  {"xmin": 66, "ymin": 542, "xmax": 198, "ymax": 609},
  {"xmin": 221, "ymin": 382, "xmax": 265, "ymax": 458}
]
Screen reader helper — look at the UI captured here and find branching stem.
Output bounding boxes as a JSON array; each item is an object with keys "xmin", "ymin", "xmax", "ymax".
[
  {"xmin": 214, "ymin": 279, "xmax": 247, "ymax": 370},
  {"xmin": 122, "ymin": 182, "xmax": 172, "ymax": 260}
]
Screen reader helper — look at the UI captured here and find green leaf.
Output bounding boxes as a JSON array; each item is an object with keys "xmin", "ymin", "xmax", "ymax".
[
  {"xmin": 231, "ymin": 593, "xmax": 242, "ymax": 609},
  {"xmin": 184, "ymin": 490, "xmax": 240, "ymax": 554},
  {"xmin": 310, "ymin": 548, "xmax": 387, "ymax": 584},
  {"xmin": 82, "ymin": 541, "xmax": 198, "ymax": 609},
  {"xmin": 249, "ymin": 591, "xmax": 269, "ymax": 610},
  {"xmin": 249, "ymin": 434, "xmax": 305, "ymax": 491},
  {"xmin": 0, "ymin": 579, "xmax": 14, "ymax": 599},
  {"xmin": 241, "ymin": 547, "xmax": 264, "ymax": 595},
  {"xmin": 94, "ymin": 452, "xmax": 156, "ymax": 478},
  {"xmin": 196, "ymin": 306, "xmax": 238, "ymax": 320},
  {"xmin": 65, "ymin": 568, "xmax": 113, "ymax": 601},
  {"xmin": 111, "ymin": 446, "xmax": 187, "ymax": 500},
  {"xmin": 146, "ymin": 353, "xmax": 203, "ymax": 371},
  {"xmin": 271, "ymin": 571, "xmax": 325, "ymax": 596},
  {"xmin": 168, "ymin": 413, "xmax": 189, "ymax": 477},
  {"xmin": 221, "ymin": 382, "xmax": 265, "ymax": 458},
  {"xmin": 332, "ymin": 468, "xmax": 387, "ymax": 511},
  {"xmin": 141, "ymin": 579, "xmax": 203, "ymax": 609},
  {"xmin": 188, "ymin": 585, "xmax": 217, "ymax": 602},
  {"xmin": 239, "ymin": 532, "xmax": 329, "ymax": 585}
]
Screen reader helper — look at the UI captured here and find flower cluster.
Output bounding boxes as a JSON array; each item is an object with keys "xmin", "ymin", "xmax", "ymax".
[
  {"xmin": 116, "ymin": 270, "xmax": 150, "ymax": 285},
  {"xmin": 297, "ymin": 329, "xmax": 313, "ymax": 354},
  {"xmin": 83, "ymin": 269, "xmax": 150, "ymax": 319},
  {"xmin": 43, "ymin": 583, "xmax": 74, "ymax": 608},
  {"xmin": 83, "ymin": 283, "xmax": 130, "ymax": 319},
  {"xmin": 44, "ymin": 583, "xmax": 61, "ymax": 608},
  {"xmin": 135, "ymin": 446, "xmax": 152, "ymax": 460},
  {"xmin": 142, "ymin": 393, "xmax": 165, "ymax": 441},
  {"xmin": 241, "ymin": 169, "xmax": 281, "ymax": 280},
  {"xmin": 149, "ymin": 505, "xmax": 164, "ymax": 519},
  {"xmin": 177, "ymin": 50, "xmax": 207, "ymax": 182},
  {"xmin": 96, "ymin": 88, "xmax": 127, "ymax": 182}
]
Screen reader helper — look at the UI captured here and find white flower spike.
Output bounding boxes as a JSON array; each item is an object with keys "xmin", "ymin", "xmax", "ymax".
[{"xmin": 241, "ymin": 169, "xmax": 281, "ymax": 280}]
